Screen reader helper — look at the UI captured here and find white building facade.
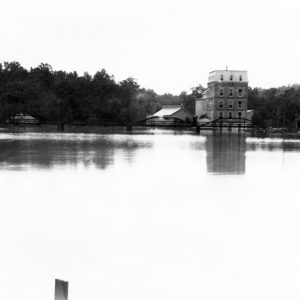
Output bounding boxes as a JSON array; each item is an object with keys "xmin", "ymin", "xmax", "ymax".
[{"xmin": 196, "ymin": 70, "xmax": 249, "ymax": 122}]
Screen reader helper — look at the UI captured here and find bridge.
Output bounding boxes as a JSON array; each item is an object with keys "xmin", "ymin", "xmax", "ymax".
[
  {"xmin": 197, "ymin": 117, "xmax": 253, "ymax": 129},
  {"xmin": 133, "ymin": 117, "xmax": 253, "ymax": 130}
]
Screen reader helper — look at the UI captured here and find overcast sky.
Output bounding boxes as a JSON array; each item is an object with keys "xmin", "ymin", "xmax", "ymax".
[{"xmin": 1, "ymin": 0, "xmax": 300, "ymax": 94}]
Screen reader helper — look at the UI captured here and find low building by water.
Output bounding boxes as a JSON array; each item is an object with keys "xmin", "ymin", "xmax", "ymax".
[
  {"xmin": 144, "ymin": 105, "xmax": 194, "ymax": 126},
  {"xmin": 6, "ymin": 113, "xmax": 39, "ymax": 125}
]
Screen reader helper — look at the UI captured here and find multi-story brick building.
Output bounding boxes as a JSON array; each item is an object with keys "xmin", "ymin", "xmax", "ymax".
[{"xmin": 196, "ymin": 69, "xmax": 248, "ymax": 122}]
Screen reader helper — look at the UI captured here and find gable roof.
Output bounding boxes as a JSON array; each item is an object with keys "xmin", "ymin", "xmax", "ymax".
[
  {"xmin": 12, "ymin": 113, "xmax": 37, "ymax": 120},
  {"xmin": 152, "ymin": 105, "xmax": 183, "ymax": 117}
]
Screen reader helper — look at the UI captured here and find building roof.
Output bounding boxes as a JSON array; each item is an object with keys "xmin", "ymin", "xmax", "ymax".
[
  {"xmin": 209, "ymin": 69, "xmax": 248, "ymax": 73},
  {"xmin": 12, "ymin": 113, "xmax": 37, "ymax": 120},
  {"xmin": 10, "ymin": 113, "xmax": 36, "ymax": 120},
  {"xmin": 6, "ymin": 113, "xmax": 39, "ymax": 124},
  {"xmin": 152, "ymin": 105, "xmax": 184, "ymax": 117},
  {"xmin": 208, "ymin": 70, "xmax": 248, "ymax": 83},
  {"xmin": 198, "ymin": 117, "xmax": 211, "ymax": 123}
]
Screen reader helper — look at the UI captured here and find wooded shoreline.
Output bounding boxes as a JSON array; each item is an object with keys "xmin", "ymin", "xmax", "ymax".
[{"xmin": 1, "ymin": 61, "xmax": 300, "ymax": 129}]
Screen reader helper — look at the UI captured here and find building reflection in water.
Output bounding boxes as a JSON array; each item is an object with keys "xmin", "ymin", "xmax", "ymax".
[
  {"xmin": 206, "ymin": 132, "xmax": 247, "ymax": 175},
  {"xmin": 0, "ymin": 134, "xmax": 152, "ymax": 170}
]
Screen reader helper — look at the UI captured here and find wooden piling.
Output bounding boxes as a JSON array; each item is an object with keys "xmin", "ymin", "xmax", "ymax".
[{"xmin": 126, "ymin": 124, "xmax": 132, "ymax": 132}]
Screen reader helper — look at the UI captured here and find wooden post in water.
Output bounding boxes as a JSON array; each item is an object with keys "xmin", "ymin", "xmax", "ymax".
[
  {"xmin": 55, "ymin": 279, "xmax": 68, "ymax": 300},
  {"xmin": 57, "ymin": 123, "xmax": 64, "ymax": 131},
  {"xmin": 126, "ymin": 124, "xmax": 132, "ymax": 132}
]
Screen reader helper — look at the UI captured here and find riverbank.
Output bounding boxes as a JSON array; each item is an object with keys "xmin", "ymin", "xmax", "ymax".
[{"xmin": 1, "ymin": 124, "xmax": 300, "ymax": 139}]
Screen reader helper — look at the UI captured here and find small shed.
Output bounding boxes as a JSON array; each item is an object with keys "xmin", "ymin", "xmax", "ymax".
[
  {"xmin": 246, "ymin": 110, "xmax": 254, "ymax": 120},
  {"xmin": 294, "ymin": 116, "xmax": 300, "ymax": 130},
  {"xmin": 6, "ymin": 113, "xmax": 39, "ymax": 125},
  {"xmin": 144, "ymin": 105, "xmax": 194, "ymax": 126}
]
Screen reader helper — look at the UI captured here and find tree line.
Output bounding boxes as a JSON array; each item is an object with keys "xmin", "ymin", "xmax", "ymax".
[
  {"xmin": 0, "ymin": 61, "xmax": 159, "ymax": 125},
  {"xmin": 248, "ymin": 85, "xmax": 300, "ymax": 128},
  {"xmin": 0, "ymin": 61, "xmax": 203, "ymax": 125},
  {"xmin": 1, "ymin": 61, "xmax": 300, "ymax": 128}
]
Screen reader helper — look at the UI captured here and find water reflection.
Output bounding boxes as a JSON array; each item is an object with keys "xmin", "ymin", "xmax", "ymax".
[
  {"xmin": 191, "ymin": 132, "xmax": 300, "ymax": 175},
  {"xmin": 3, "ymin": 130, "xmax": 300, "ymax": 300},
  {"xmin": 246, "ymin": 137, "xmax": 300, "ymax": 152},
  {"xmin": 2, "ymin": 131, "xmax": 300, "ymax": 173},
  {"xmin": 0, "ymin": 133, "xmax": 152, "ymax": 170},
  {"xmin": 205, "ymin": 132, "xmax": 246, "ymax": 175}
]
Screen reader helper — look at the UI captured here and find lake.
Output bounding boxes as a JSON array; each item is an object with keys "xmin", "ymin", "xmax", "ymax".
[{"xmin": 1, "ymin": 128, "xmax": 300, "ymax": 300}]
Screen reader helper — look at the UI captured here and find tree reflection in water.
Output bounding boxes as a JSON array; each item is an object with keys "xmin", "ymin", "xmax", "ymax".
[{"xmin": 0, "ymin": 133, "xmax": 152, "ymax": 170}]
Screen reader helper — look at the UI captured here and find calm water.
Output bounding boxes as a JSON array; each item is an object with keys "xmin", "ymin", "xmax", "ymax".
[{"xmin": 1, "ymin": 129, "xmax": 300, "ymax": 300}]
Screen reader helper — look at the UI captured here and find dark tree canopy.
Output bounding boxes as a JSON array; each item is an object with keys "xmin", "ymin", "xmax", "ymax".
[
  {"xmin": 248, "ymin": 85, "xmax": 300, "ymax": 128},
  {"xmin": 0, "ymin": 62, "xmax": 160, "ymax": 125},
  {"xmin": 1, "ymin": 61, "xmax": 300, "ymax": 128}
]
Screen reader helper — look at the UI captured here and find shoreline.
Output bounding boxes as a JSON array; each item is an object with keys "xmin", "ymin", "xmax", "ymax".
[{"xmin": 0, "ymin": 124, "xmax": 300, "ymax": 139}]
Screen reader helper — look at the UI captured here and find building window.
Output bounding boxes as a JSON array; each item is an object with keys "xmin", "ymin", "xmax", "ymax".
[
  {"xmin": 219, "ymin": 88, "xmax": 224, "ymax": 96},
  {"xmin": 228, "ymin": 100, "xmax": 233, "ymax": 109},
  {"xmin": 238, "ymin": 100, "xmax": 242, "ymax": 109},
  {"xmin": 238, "ymin": 88, "xmax": 243, "ymax": 97},
  {"xmin": 230, "ymin": 74, "xmax": 233, "ymax": 81},
  {"xmin": 219, "ymin": 100, "xmax": 223, "ymax": 109},
  {"xmin": 238, "ymin": 112, "xmax": 242, "ymax": 119},
  {"xmin": 228, "ymin": 112, "xmax": 232, "ymax": 119},
  {"xmin": 220, "ymin": 75, "xmax": 224, "ymax": 81},
  {"xmin": 229, "ymin": 88, "xmax": 233, "ymax": 97},
  {"xmin": 239, "ymin": 75, "xmax": 243, "ymax": 81},
  {"xmin": 219, "ymin": 112, "xmax": 223, "ymax": 119}
]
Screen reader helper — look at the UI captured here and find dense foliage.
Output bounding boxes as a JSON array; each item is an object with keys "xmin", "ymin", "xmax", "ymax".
[
  {"xmin": 1, "ymin": 61, "xmax": 300, "ymax": 128},
  {"xmin": 0, "ymin": 62, "xmax": 160, "ymax": 124},
  {"xmin": 0, "ymin": 61, "xmax": 207, "ymax": 125},
  {"xmin": 248, "ymin": 85, "xmax": 300, "ymax": 128},
  {"xmin": 156, "ymin": 85, "xmax": 205, "ymax": 114}
]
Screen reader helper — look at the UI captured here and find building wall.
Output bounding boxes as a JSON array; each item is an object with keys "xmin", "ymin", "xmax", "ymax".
[
  {"xmin": 195, "ymin": 97, "xmax": 215, "ymax": 120},
  {"xmin": 195, "ymin": 99, "xmax": 208, "ymax": 117},
  {"xmin": 172, "ymin": 109, "xmax": 194, "ymax": 122},
  {"xmin": 195, "ymin": 70, "xmax": 248, "ymax": 122},
  {"xmin": 206, "ymin": 70, "xmax": 248, "ymax": 121}
]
